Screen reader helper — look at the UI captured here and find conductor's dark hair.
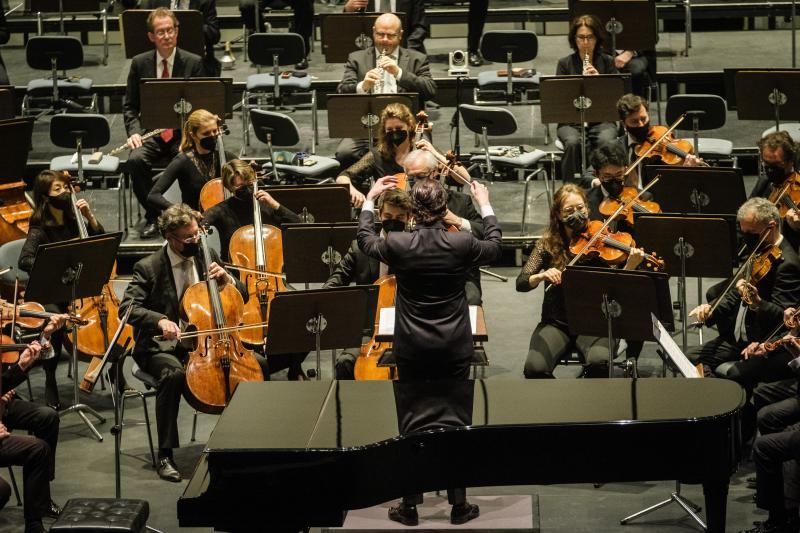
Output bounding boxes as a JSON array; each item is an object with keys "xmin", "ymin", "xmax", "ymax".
[
  {"xmin": 759, "ymin": 131, "xmax": 797, "ymax": 164},
  {"xmin": 568, "ymin": 14, "xmax": 607, "ymax": 52},
  {"xmin": 590, "ymin": 142, "xmax": 627, "ymax": 171},
  {"xmin": 411, "ymin": 178, "xmax": 448, "ymax": 226}
]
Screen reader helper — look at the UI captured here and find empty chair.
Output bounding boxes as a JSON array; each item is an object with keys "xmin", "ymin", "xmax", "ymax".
[{"xmin": 665, "ymin": 94, "xmax": 734, "ymax": 164}]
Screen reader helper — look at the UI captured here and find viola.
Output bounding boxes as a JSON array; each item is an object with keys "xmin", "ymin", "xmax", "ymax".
[
  {"xmin": 768, "ymin": 173, "xmax": 800, "ymax": 217},
  {"xmin": 598, "ymin": 186, "xmax": 662, "ymax": 226},
  {"xmin": 569, "ymin": 220, "xmax": 665, "ymax": 271},
  {"xmin": 198, "ymin": 121, "xmax": 231, "ymax": 212},
  {"xmin": 0, "ymin": 299, "xmax": 86, "ymax": 330},
  {"xmin": 414, "ymin": 110, "xmax": 432, "ymax": 143},
  {"xmin": 634, "ymin": 125, "xmax": 699, "ymax": 166},
  {"xmin": 740, "ymin": 244, "xmax": 782, "ymax": 306},
  {"xmin": 764, "ymin": 335, "xmax": 800, "ymax": 353},
  {"xmin": 182, "ymin": 228, "xmax": 264, "ymax": 415},
  {"xmin": 355, "ymin": 274, "xmax": 397, "ymax": 381}
]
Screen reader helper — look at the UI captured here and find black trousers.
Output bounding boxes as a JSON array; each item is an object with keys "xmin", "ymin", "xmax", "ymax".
[
  {"xmin": 467, "ymin": 0, "xmax": 489, "ymax": 53},
  {"xmin": 754, "ymin": 428, "xmax": 800, "ymax": 516},
  {"xmin": 239, "ymin": 0, "xmax": 313, "ymax": 55},
  {"xmin": 0, "ymin": 434, "xmax": 51, "ymax": 523},
  {"xmin": 126, "ymin": 137, "xmax": 179, "ymax": 224},
  {"xmin": 620, "ymin": 55, "xmax": 649, "ymax": 97},
  {"xmin": 4, "ymin": 399, "xmax": 59, "ymax": 481}
]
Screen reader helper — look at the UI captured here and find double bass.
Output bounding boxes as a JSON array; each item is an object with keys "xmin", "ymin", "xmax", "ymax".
[{"xmin": 182, "ymin": 228, "xmax": 264, "ymax": 414}]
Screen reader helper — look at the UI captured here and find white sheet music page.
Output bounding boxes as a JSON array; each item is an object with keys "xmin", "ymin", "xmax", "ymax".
[
  {"xmin": 651, "ymin": 312, "xmax": 701, "ymax": 378},
  {"xmin": 378, "ymin": 306, "xmax": 478, "ymax": 335}
]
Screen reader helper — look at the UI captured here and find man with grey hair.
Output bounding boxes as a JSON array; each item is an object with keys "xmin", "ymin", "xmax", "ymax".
[{"xmin": 403, "ymin": 144, "xmax": 484, "ymax": 305}]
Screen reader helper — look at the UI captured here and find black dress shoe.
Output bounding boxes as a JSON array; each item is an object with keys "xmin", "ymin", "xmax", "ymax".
[
  {"xmin": 388, "ymin": 503, "xmax": 418, "ymax": 526},
  {"xmin": 43, "ymin": 500, "xmax": 62, "ymax": 519},
  {"xmin": 451, "ymin": 502, "xmax": 480, "ymax": 525},
  {"xmin": 741, "ymin": 518, "xmax": 800, "ymax": 533},
  {"xmin": 24, "ymin": 521, "xmax": 45, "ymax": 533},
  {"xmin": 157, "ymin": 457, "xmax": 182, "ymax": 482},
  {"xmin": 468, "ymin": 51, "xmax": 484, "ymax": 67},
  {"xmin": 44, "ymin": 380, "xmax": 60, "ymax": 411},
  {"xmin": 140, "ymin": 222, "xmax": 159, "ymax": 239},
  {"xmin": 295, "ymin": 57, "xmax": 309, "ymax": 70}
]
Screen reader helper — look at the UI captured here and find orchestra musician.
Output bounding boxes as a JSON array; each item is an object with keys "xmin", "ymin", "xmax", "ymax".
[
  {"xmin": 342, "ymin": 0, "xmax": 429, "ymax": 54},
  {"xmin": 516, "ymin": 183, "xmax": 644, "ymax": 379},
  {"xmin": 238, "ymin": 0, "xmax": 313, "ymax": 69},
  {"xmin": 466, "ymin": 0, "xmax": 488, "ymax": 66},
  {"xmin": 335, "ymin": 13, "xmax": 436, "ymax": 168},
  {"xmin": 18, "ymin": 170, "xmax": 105, "ymax": 410},
  {"xmin": 123, "ymin": 7, "xmax": 206, "ymax": 240},
  {"xmin": 0, "ymin": 316, "xmax": 67, "ymax": 533},
  {"xmin": 752, "ymin": 132, "xmax": 800, "ymax": 248},
  {"xmin": 357, "ymin": 175, "xmax": 501, "ymax": 526},
  {"xmin": 202, "ymin": 160, "xmax": 307, "ymax": 381},
  {"xmin": 119, "ymin": 204, "xmax": 267, "ymax": 482},
  {"xmin": 323, "ymin": 188, "xmax": 412, "ymax": 379},
  {"xmin": 556, "ymin": 14, "xmax": 619, "ymax": 187},
  {"xmin": 147, "ymin": 109, "xmax": 236, "ymax": 214}
]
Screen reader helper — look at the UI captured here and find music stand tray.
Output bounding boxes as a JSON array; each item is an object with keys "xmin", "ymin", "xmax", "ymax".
[
  {"xmin": 573, "ymin": 1, "xmax": 657, "ymax": 51},
  {"xmin": 264, "ymin": 184, "xmax": 351, "ymax": 223},
  {"xmin": 327, "ymin": 93, "xmax": 417, "ymax": 140},
  {"xmin": 539, "ymin": 74, "xmax": 629, "ymax": 125},
  {"xmin": 282, "ymin": 223, "xmax": 358, "ymax": 284},
  {"xmin": 265, "ymin": 286, "xmax": 378, "ymax": 378},
  {"xmin": 735, "ymin": 70, "xmax": 800, "ymax": 127},
  {"xmin": 120, "ymin": 9, "xmax": 205, "ymax": 59},
  {"xmin": 643, "ymin": 165, "xmax": 745, "ymax": 214},
  {"xmin": 140, "ymin": 79, "xmax": 231, "ymax": 130}
]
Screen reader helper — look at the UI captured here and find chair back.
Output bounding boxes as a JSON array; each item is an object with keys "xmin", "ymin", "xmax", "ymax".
[
  {"xmin": 50, "ymin": 114, "xmax": 110, "ymax": 150},
  {"xmin": 249, "ymin": 109, "xmax": 301, "ymax": 148},
  {"xmin": 666, "ymin": 94, "xmax": 727, "ymax": 131},
  {"xmin": 248, "ymin": 33, "xmax": 305, "ymax": 67},
  {"xmin": 459, "ymin": 104, "xmax": 518, "ymax": 137},
  {"xmin": 0, "ymin": 239, "xmax": 30, "ymax": 287},
  {"xmin": 26, "ymin": 36, "xmax": 84, "ymax": 71},
  {"xmin": 479, "ymin": 31, "xmax": 538, "ymax": 64}
]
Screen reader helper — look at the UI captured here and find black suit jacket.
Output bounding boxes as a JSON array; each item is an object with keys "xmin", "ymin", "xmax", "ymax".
[
  {"xmin": 357, "ymin": 209, "xmax": 502, "ymax": 364},
  {"xmin": 446, "ymin": 189, "xmax": 484, "ymax": 298},
  {"xmin": 123, "ymin": 48, "xmax": 206, "ymax": 137},
  {"xmin": 337, "ymin": 46, "xmax": 436, "ymax": 101},
  {"xmin": 125, "ymin": 0, "xmax": 220, "ymax": 56},
  {"xmin": 324, "ymin": 237, "xmax": 381, "ymax": 288},
  {"xmin": 120, "ymin": 246, "xmax": 245, "ymax": 358}
]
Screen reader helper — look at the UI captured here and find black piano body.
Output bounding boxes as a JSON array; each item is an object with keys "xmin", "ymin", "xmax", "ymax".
[{"xmin": 178, "ymin": 378, "xmax": 744, "ymax": 532}]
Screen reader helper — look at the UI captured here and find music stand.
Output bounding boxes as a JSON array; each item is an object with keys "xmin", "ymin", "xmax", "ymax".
[
  {"xmin": 282, "ymin": 223, "xmax": 358, "ymax": 284},
  {"xmin": 0, "ymin": 86, "xmax": 15, "ymax": 120},
  {"xmin": 0, "ymin": 118, "xmax": 34, "ymax": 181},
  {"xmin": 265, "ymin": 286, "xmax": 377, "ymax": 379},
  {"xmin": 540, "ymin": 74, "xmax": 628, "ymax": 174},
  {"xmin": 327, "ymin": 93, "xmax": 417, "ymax": 150},
  {"xmin": 735, "ymin": 70, "xmax": 800, "ymax": 131},
  {"xmin": 139, "ymin": 79, "xmax": 229, "ymax": 131},
  {"xmin": 573, "ymin": 1, "xmax": 657, "ymax": 53},
  {"xmin": 25, "ymin": 232, "xmax": 123, "ymax": 442},
  {"xmin": 263, "ymin": 185, "xmax": 351, "ymax": 223},
  {"xmin": 562, "ymin": 265, "xmax": 672, "ymax": 377},
  {"xmin": 320, "ymin": 13, "xmax": 380, "ymax": 63},
  {"xmin": 635, "ymin": 214, "xmax": 735, "ymax": 355},
  {"xmin": 120, "ymin": 10, "xmax": 205, "ymax": 59},
  {"xmin": 642, "ymin": 165, "xmax": 746, "ymax": 214}
]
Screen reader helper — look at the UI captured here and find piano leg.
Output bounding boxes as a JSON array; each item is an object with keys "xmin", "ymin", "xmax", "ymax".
[
  {"xmin": 620, "ymin": 481, "xmax": 706, "ymax": 530},
  {"xmin": 702, "ymin": 481, "xmax": 729, "ymax": 533}
]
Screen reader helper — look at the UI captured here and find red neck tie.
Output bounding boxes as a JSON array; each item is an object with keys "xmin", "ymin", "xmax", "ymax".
[{"xmin": 160, "ymin": 58, "xmax": 174, "ymax": 143}]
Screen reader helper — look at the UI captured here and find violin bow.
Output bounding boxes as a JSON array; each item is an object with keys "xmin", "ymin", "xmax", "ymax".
[{"xmin": 624, "ymin": 114, "xmax": 686, "ymax": 179}]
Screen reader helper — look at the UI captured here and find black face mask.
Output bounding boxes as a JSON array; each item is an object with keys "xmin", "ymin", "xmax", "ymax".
[
  {"xmin": 562, "ymin": 209, "xmax": 588, "ymax": 232},
  {"xmin": 741, "ymin": 232, "xmax": 765, "ymax": 253},
  {"xmin": 233, "ymin": 184, "xmax": 253, "ymax": 202},
  {"xmin": 765, "ymin": 165, "xmax": 788, "ymax": 185},
  {"xmin": 387, "ymin": 130, "xmax": 408, "ymax": 146},
  {"xmin": 602, "ymin": 180, "xmax": 624, "ymax": 198},
  {"xmin": 628, "ymin": 122, "xmax": 650, "ymax": 143},
  {"xmin": 180, "ymin": 242, "xmax": 200, "ymax": 258},
  {"xmin": 48, "ymin": 191, "xmax": 72, "ymax": 210},
  {"xmin": 199, "ymin": 136, "xmax": 217, "ymax": 152},
  {"xmin": 381, "ymin": 219, "xmax": 406, "ymax": 233}
]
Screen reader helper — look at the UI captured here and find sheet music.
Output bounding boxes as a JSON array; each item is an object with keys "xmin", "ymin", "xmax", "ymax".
[
  {"xmin": 379, "ymin": 306, "xmax": 478, "ymax": 336},
  {"xmin": 651, "ymin": 313, "xmax": 701, "ymax": 378}
]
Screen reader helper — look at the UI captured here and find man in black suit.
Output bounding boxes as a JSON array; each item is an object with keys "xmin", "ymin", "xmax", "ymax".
[
  {"xmin": 324, "ymin": 188, "xmax": 411, "ymax": 379},
  {"xmin": 342, "ymin": 0, "xmax": 428, "ymax": 54},
  {"xmin": 119, "ymin": 203, "xmax": 262, "ymax": 483},
  {"xmin": 336, "ymin": 13, "xmax": 436, "ymax": 167},
  {"xmin": 123, "ymin": 8, "xmax": 205, "ymax": 239},
  {"xmin": 238, "ymin": 0, "xmax": 313, "ymax": 69},
  {"xmin": 357, "ymin": 173, "xmax": 501, "ymax": 526},
  {"xmin": 122, "ymin": 0, "xmax": 221, "ymax": 76}
]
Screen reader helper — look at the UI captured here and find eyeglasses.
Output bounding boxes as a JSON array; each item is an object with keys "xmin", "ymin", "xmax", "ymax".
[
  {"xmin": 576, "ymin": 34, "xmax": 596, "ymax": 41},
  {"xmin": 561, "ymin": 204, "xmax": 586, "ymax": 216},
  {"xmin": 154, "ymin": 27, "xmax": 176, "ymax": 38},
  {"xmin": 374, "ymin": 32, "xmax": 399, "ymax": 40},
  {"xmin": 169, "ymin": 231, "xmax": 199, "ymax": 244}
]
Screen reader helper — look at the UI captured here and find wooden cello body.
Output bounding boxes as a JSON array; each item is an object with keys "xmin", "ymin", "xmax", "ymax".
[
  {"xmin": 355, "ymin": 274, "xmax": 397, "ymax": 381},
  {"xmin": 0, "ymin": 181, "xmax": 33, "ymax": 241},
  {"xmin": 182, "ymin": 231, "xmax": 264, "ymax": 415}
]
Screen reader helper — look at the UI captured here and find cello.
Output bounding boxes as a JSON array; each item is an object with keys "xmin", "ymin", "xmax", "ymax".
[
  {"xmin": 198, "ymin": 120, "xmax": 231, "ymax": 212},
  {"xmin": 226, "ymin": 184, "xmax": 287, "ymax": 347},
  {"xmin": 355, "ymin": 274, "xmax": 397, "ymax": 381},
  {"xmin": 182, "ymin": 228, "xmax": 264, "ymax": 414}
]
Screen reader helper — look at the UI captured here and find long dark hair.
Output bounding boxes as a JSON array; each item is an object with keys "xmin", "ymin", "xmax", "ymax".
[
  {"xmin": 30, "ymin": 170, "xmax": 73, "ymax": 227},
  {"xmin": 411, "ymin": 178, "xmax": 447, "ymax": 225},
  {"xmin": 540, "ymin": 184, "xmax": 587, "ymax": 270}
]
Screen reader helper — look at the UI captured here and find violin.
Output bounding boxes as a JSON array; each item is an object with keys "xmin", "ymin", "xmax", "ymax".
[
  {"xmin": 764, "ymin": 335, "xmax": 800, "ymax": 353},
  {"xmin": 0, "ymin": 299, "xmax": 86, "ymax": 330},
  {"xmin": 569, "ymin": 220, "xmax": 665, "ymax": 271},
  {"xmin": 768, "ymin": 172, "xmax": 800, "ymax": 217},
  {"xmin": 437, "ymin": 149, "xmax": 471, "ymax": 187},
  {"xmin": 740, "ymin": 244, "xmax": 782, "ymax": 306},
  {"xmin": 198, "ymin": 120, "xmax": 231, "ymax": 212},
  {"xmin": 414, "ymin": 110, "xmax": 432, "ymax": 143},
  {"xmin": 634, "ymin": 125, "xmax": 699, "ymax": 166},
  {"xmin": 598, "ymin": 187, "xmax": 662, "ymax": 226},
  {"xmin": 182, "ymin": 228, "xmax": 264, "ymax": 415},
  {"xmin": 355, "ymin": 274, "xmax": 398, "ymax": 381}
]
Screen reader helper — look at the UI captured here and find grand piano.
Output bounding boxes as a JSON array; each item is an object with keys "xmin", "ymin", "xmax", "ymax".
[{"xmin": 178, "ymin": 378, "xmax": 744, "ymax": 532}]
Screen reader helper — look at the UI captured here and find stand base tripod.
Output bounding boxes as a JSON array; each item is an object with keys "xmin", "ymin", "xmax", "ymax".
[
  {"xmin": 620, "ymin": 481, "xmax": 706, "ymax": 530},
  {"xmin": 59, "ymin": 401, "xmax": 106, "ymax": 442}
]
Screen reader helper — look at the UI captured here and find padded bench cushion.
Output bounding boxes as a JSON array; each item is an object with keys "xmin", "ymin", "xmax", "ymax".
[
  {"xmin": 263, "ymin": 155, "xmax": 340, "ymax": 177},
  {"xmin": 470, "ymin": 147, "xmax": 547, "ymax": 168},
  {"xmin": 50, "ymin": 498, "xmax": 149, "ymax": 533},
  {"xmin": 26, "ymin": 77, "xmax": 93, "ymax": 95},
  {"xmin": 50, "ymin": 155, "xmax": 120, "ymax": 174},
  {"xmin": 679, "ymin": 137, "xmax": 733, "ymax": 156},
  {"xmin": 246, "ymin": 73, "xmax": 312, "ymax": 91},
  {"xmin": 477, "ymin": 70, "xmax": 540, "ymax": 89}
]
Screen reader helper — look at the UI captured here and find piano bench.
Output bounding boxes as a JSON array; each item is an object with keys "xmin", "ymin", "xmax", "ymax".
[{"xmin": 50, "ymin": 498, "xmax": 149, "ymax": 533}]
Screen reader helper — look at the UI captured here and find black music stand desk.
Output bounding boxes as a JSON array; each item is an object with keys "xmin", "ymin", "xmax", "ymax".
[
  {"xmin": 265, "ymin": 185, "xmax": 351, "ymax": 223},
  {"xmin": 140, "ymin": 78, "xmax": 231, "ymax": 130},
  {"xmin": 282, "ymin": 223, "xmax": 358, "ymax": 284},
  {"xmin": 573, "ymin": 1, "xmax": 657, "ymax": 52},
  {"xmin": 735, "ymin": 70, "xmax": 800, "ymax": 131},
  {"xmin": 320, "ymin": 13, "xmax": 380, "ymax": 63},
  {"xmin": 327, "ymin": 93, "xmax": 417, "ymax": 148},
  {"xmin": 643, "ymin": 165, "xmax": 745, "ymax": 214}
]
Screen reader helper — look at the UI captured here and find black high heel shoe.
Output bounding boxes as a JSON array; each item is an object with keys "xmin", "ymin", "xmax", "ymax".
[{"xmin": 44, "ymin": 379, "xmax": 60, "ymax": 411}]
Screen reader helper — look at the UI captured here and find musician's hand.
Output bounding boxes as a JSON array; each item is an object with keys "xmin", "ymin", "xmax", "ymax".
[
  {"xmin": 377, "ymin": 55, "xmax": 400, "ymax": 77},
  {"xmin": 127, "ymin": 133, "xmax": 143, "ymax": 150},
  {"xmin": 689, "ymin": 303, "xmax": 712, "ymax": 324},
  {"xmin": 742, "ymin": 341, "xmax": 767, "ymax": 360},
  {"xmin": 0, "ymin": 423, "xmax": 10, "ymax": 441},
  {"xmin": 343, "ymin": 0, "xmax": 368, "ymax": 11},
  {"xmin": 736, "ymin": 279, "xmax": 761, "ymax": 306},
  {"xmin": 442, "ymin": 209, "xmax": 462, "ymax": 228},
  {"xmin": 255, "ymin": 190, "xmax": 280, "ymax": 210},
  {"xmin": 784, "ymin": 335, "xmax": 800, "ymax": 358},
  {"xmin": 366, "ymin": 176, "xmax": 399, "ymax": 202},
  {"xmin": 208, "ymin": 262, "xmax": 231, "ymax": 287},
  {"xmin": 624, "ymin": 247, "xmax": 645, "ymax": 270},
  {"xmin": 683, "ymin": 154, "xmax": 704, "ymax": 167},
  {"xmin": 158, "ymin": 318, "xmax": 181, "ymax": 341},
  {"xmin": 583, "ymin": 63, "xmax": 599, "ymax": 76},
  {"xmin": 75, "ymin": 199, "xmax": 92, "ymax": 219},
  {"xmin": 786, "ymin": 209, "xmax": 800, "ymax": 233},
  {"xmin": 362, "ymin": 69, "xmax": 382, "ymax": 92},
  {"xmin": 17, "ymin": 341, "xmax": 42, "ymax": 371},
  {"xmin": 538, "ymin": 268, "xmax": 562, "ymax": 286},
  {"xmin": 349, "ymin": 185, "xmax": 366, "ymax": 208},
  {"xmin": 785, "ymin": 307, "xmax": 798, "ymax": 329},
  {"xmin": 43, "ymin": 314, "xmax": 69, "ymax": 339},
  {"xmin": 470, "ymin": 180, "xmax": 490, "ymax": 207},
  {"xmin": 414, "ymin": 138, "xmax": 439, "ymax": 156},
  {"xmin": 614, "ymin": 50, "xmax": 634, "ymax": 69},
  {"xmin": 0, "ymin": 390, "xmax": 15, "ymax": 405}
]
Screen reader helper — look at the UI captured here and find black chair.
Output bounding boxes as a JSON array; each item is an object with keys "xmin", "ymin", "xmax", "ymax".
[
  {"xmin": 665, "ymin": 94, "xmax": 735, "ymax": 165},
  {"xmin": 475, "ymin": 30, "xmax": 540, "ymax": 106},
  {"xmin": 49, "ymin": 114, "xmax": 119, "ymax": 184}
]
